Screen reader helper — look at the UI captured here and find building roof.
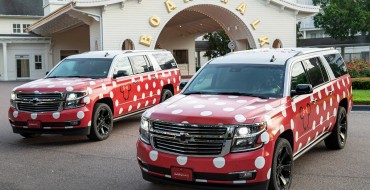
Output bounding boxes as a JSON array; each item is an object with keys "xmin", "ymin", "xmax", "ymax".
[{"xmin": 0, "ymin": 0, "xmax": 43, "ymax": 16}]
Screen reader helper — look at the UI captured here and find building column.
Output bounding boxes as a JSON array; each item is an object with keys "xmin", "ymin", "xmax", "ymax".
[{"xmin": 2, "ymin": 42, "xmax": 8, "ymax": 81}]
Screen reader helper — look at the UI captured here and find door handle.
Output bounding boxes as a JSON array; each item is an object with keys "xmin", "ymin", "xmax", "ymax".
[
  {"xmin": 132, "ymin": 81, "xmax": 138, "ymax": 84},
  {"xmin": 311, "ymin": 98, "xmax": 317, "ymax": 104},
  {"xmin": 329, "ymin": 90, "xmax": 334, "ymax": 95}
]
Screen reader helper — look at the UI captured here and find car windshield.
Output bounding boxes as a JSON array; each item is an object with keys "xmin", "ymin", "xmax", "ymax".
[
  {"xmin": 183, "ymin": 63, "xmax": 285, "ymax": 98},
  {"xmin": 47, "ymin": 58, "xmax": 113, "ymax": 79}
]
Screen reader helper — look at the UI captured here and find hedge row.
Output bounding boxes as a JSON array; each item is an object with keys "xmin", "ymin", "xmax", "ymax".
[{"xmin": 352, "ymin": 77, "xmax": 370, "ymax": 89}]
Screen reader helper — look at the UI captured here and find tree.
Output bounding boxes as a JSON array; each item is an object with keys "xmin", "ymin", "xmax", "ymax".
[
  {"xmin": 202, "ymin": 31, "xmax": 230, "ymax": 59},
  {"xmin": 297, "ymin": 21, "xmax": 303, "ymax": 46},
  {"xmin": 313, "ymin": 0, "xmax": 370, "ymax": 41}
]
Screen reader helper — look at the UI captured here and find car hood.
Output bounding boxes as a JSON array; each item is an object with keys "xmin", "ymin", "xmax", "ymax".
[
  {"xmin": 143, "ymin": 94, "xmax": 285, "ymax": 125},
  {"xmin": 13, "ymin": 78, "xmax": 107, "ymax": 93}
]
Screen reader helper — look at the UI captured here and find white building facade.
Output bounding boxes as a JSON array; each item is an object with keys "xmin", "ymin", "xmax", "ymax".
[
  {"xmin": 0, "ymin": 0, "xmax": 51, "ymax": 81},
  {"xmin": 2, "ymin": 0, "xmax": 319, "ymax": 80}
]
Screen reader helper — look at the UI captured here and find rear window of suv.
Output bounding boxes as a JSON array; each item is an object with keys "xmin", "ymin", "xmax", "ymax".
[
  {"xmin": 152, "ymin": 53, "xmax": 177, "ymax": 70},
  {"xmin": 324, "ymin": 53, "xmax": 348, "ymax": 78}
]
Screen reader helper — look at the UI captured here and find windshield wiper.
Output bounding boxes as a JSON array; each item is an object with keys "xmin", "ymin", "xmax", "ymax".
[
  {"xmin": 216, "ymin": 92, "xmax": 269, "ymax": 99},
  {"xmin": 61, "ymin": 76, "xmax": 92, "ymax": 78}
]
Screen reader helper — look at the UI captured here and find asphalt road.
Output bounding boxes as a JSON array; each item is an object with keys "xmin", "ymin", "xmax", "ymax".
[{"xmin": 1, "ymin": 81, "xmax": 369, "ymax": 190}]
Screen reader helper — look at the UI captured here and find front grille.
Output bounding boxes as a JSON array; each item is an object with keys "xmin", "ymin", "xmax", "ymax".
[
  {"xmin": 17, "ymin": 102, "xmax": 62, "ymax": 112},
  {"xmin": 17, "ymin": 93, "xmax": 63, "ymax": 100},
  {"xmin": 16, "ymin": 93, "xmax": 64, "ymax": 112},
  {"xmin": 151, "ymin": 121, "xmax": 232, "ymax": 156}
]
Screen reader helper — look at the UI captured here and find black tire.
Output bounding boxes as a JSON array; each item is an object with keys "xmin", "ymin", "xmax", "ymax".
[
  {"xmin": 87, "ymin": 103, "xmax": 113, "ymax": 141},
  {"xmin": 269, "ymin": 138, "xmax": 293, "ymax": 190},
  {"xmin": 160, "ymin": 89, "xmax": 173, "ymax": 102},
  {"xmin": 20, "ymin": 133, "xmax": 41, "ymax": 138},
  {"xmin": 324, "ymin": 106, "xmax": 348, "ymax": 150}
]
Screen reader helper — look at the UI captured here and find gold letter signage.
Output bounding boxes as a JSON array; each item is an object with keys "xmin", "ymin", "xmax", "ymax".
[
  {"xmin": 220, "ymin": 0, "xmax": 229, "ymax": 3},
  {"xmin": 251, "ymin": 19, "xmax": 261, "ymax": 30},
  {"xmin": 140, "ymin": 35, "xmax": 152, "ymax": 47},
  {"xmin": 149, "ymin": 16, "xmax": 160, "ymax": 27},
  {"xmin": 236, "ymin": 2, "xmax": 246, "ymax": 15},
  {"xmin": 165, "ymin": 0, "xmax": 177, "ymax": 13},
  {"xmin": 259, "ymin": 37, "xmax": 270, "ymax": 47}
]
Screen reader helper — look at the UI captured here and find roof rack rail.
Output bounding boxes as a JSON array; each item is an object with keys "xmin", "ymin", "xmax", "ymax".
[{"xmin": 294, "ymin": 47, "xmax": 334, "ymax": 57}]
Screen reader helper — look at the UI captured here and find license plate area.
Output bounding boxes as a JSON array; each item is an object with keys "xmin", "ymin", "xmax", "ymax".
[
  {"xmin": 27, "ymin": 120, "xmax": 41, "ymax": 128},
  {"xmin": 171, "ymin": 167, "xmax": 193, "ymax": 181}
]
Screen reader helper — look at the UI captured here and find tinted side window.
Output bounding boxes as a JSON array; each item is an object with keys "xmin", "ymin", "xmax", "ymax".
[
  {"xmin": 152, "ymin": 53, "xmax": 178, "ymax": 70},
  {"xmin": 324, "ymin": 53, "xmax": 348, "ymax": 78},
  {"xmin": 304, "ymin": 58, "xmax": 326, "ymax": 87},
  {"xmin": 291, "ymin": 62, "xmax": 309, "ymax": 90},
  {"xmin": 131, "ymin": 55, "xmax": 153, "ymax": 74},
  {"xmin": 114, "ymin": 57, "xmax": 133, "ymax": 77}
]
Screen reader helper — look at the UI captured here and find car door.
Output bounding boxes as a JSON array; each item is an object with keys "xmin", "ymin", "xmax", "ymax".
[
  {"xmin": 111, "ymin": 56, "xmax": 136, "ymax": 116},
  {"xmin": 302, "ymin": 57, "xmax": 331, "ymax": 141},
  {"xmin": 290, "ymin": 61, "xmax": 313, "ymax": 153},
  {"xmin": 130, "ymin": 55, "xmax": 155, "ymax": 111}
]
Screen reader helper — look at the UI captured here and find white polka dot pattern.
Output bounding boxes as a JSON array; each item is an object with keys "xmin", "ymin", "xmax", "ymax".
[
  {"xmin": 13, "ymin": 111, "xmax": 18, "ymax": 118},
  {"xmin": 290, "ymin": 119, "xmax": 295, "ymax": 130},
  {"xmin": 77, "ymin": 111, "xmax": 84, "ymax": 119},
  {"xmin": 177, "ymin": 156, "xmax": 187, "ymax": 165},
  {"xmin": 200, "ymin": 111, "xmax": 212, "ymax": 116},
  {"xmin": 52, "ymin": 112, "xmax": 60, "ymax": 119},
  {"xmin": 223, "ymin": 107, "xmax": 235, "ymax": 112},
  {"xmin": 235, "ymin": 114, "xmax": 246, "ymax": 122},
  {"xmin": 254, "ymin": 157, "xmax": 265, "ymax": 169},
  {"xmin": 149, "ymin": 150, "xmax": 158, "ymax": 161},
  {"xmin": 172, "ymin": 109, "xmax": 183, "ymax": 114},
  {"xmin": 66, "ymin": 87, "xmax": 73, "ymax": 92},
  {"xmin": 261, "ymin": 132, "xmax": 269, "ymax": 144},
  {"xmin": 213, "ymin": 157, "xmax": 225, "ymax": 168}
]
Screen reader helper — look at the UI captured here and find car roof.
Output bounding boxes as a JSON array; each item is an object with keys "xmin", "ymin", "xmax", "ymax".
[
  {"xmin": 66, "ymin": 50, "xmax": 169, "ymax": 59},
  {"xmin": 210, "ymin": 48, "xmax": 334, "ymax": 65}
]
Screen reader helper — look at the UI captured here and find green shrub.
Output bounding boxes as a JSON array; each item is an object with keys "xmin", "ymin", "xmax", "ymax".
[{"xmin": 352, "ymin": 77, "xmax": 370, "ymax": 89}]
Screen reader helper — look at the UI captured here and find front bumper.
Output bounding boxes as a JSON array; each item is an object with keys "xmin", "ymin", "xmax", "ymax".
[
  {"xmin": 137, "ymin": 139, "xmax": 273, "ymax": 187},
  {"xmin": 8, "ymin": 106, "xmax": 92, "ymax": 135}
]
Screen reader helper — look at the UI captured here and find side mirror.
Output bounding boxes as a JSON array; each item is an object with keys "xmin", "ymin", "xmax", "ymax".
[
  {"xmin": 113, "ymin": 70, "xmax": 129, "ymax": 79},
  {"xmin": 291, "ymin": 84, "xmax": 313, "ymax": 96},
  {"xmin": 179, "ymin": 81, "xmax": 188, "ymax": 90},
  {"xmin": 46, "ymin": 71, "xmax": 49, "ymax": 75}
]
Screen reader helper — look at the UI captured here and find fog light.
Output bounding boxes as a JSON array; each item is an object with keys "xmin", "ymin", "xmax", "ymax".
[
  {"xmin": 70, "ymin": 120, "xmax": 80, "ymax": 126},
  {"xmin": 229, "ymin": 170, "xmax": 257, "ymax": 180}
]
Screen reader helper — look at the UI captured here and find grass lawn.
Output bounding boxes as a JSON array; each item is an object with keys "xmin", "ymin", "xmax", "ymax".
[{"xmin": 353, "ymin": 90, "xmax": 370, "ymax": 105}]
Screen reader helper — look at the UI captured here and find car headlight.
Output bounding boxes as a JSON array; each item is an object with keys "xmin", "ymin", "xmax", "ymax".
[
  {"xmin": 140, "ymin": 117, "xmax": 151, "ymax": 144},
  {"xmin": 65, "ymin": 91, "xmax": 88, "ymax": 109},
  {"xmin": 10, "ymin": 92, "xmax": 16, "ymax": 108},
  {"xmin": 231, "ymin": 122, "xmax": 267, "ymax": 153}
]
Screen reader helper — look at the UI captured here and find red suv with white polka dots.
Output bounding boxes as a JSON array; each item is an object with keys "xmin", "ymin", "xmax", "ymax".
[
  {"xmin": 9, "ymin": 50, "xmax": 181, "ymax": 141},
  {"xmin": 137, "ymin": 48, "xmax": 352, "ymax": 189}
]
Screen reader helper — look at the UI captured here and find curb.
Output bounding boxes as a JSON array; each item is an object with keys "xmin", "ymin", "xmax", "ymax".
[{"xmin": 352, "ymin": 105, "xmax": 370, "ymax": 112}]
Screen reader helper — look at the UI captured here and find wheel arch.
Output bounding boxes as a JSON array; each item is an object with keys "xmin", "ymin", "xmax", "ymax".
[
  {"xmin": 278, "ymin": 129, "xmax": 294, "ymax": 150},
  {"xmin": 94, "ymin": 98, "xmax": 114, "ymax": 114},
  {"xmin": 163, "ymin": 84, "xmax": 174, "ymax": 95},
  {"xmin": 339, "ymin": 98, "xmax": 348, "ymax": 112}
]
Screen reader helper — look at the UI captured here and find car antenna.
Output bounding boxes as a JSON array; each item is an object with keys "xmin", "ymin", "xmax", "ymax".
[
  {"xmin": 105, "ymin": 52, "xmax": 109, "ymax": 57},
  {"xmin": 270, "ymin": 55, "xmax": 276, "ymax": 62}
]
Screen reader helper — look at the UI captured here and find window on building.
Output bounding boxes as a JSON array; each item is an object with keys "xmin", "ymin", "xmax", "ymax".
[
  {"xmin": 122, "ymin": 39, "xmax": 134, "ymax": 50},
  {"xmin": 13, "ymin": 24, "xmax": 21, "ymax": 33},
  {"xmin": 173, "ymin": 50, "xmax": 189, "ymax": 64},
  {"xmin": 35, "ymin": 55, "xmax": 42, "ymax": 70},
  {"xmin": 23, "ymin": 24, "xmax": 30, "ymax": 33},
  {"xmin": 310, "ymin": 33, "xmax": 316, "ymax": 38}
]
